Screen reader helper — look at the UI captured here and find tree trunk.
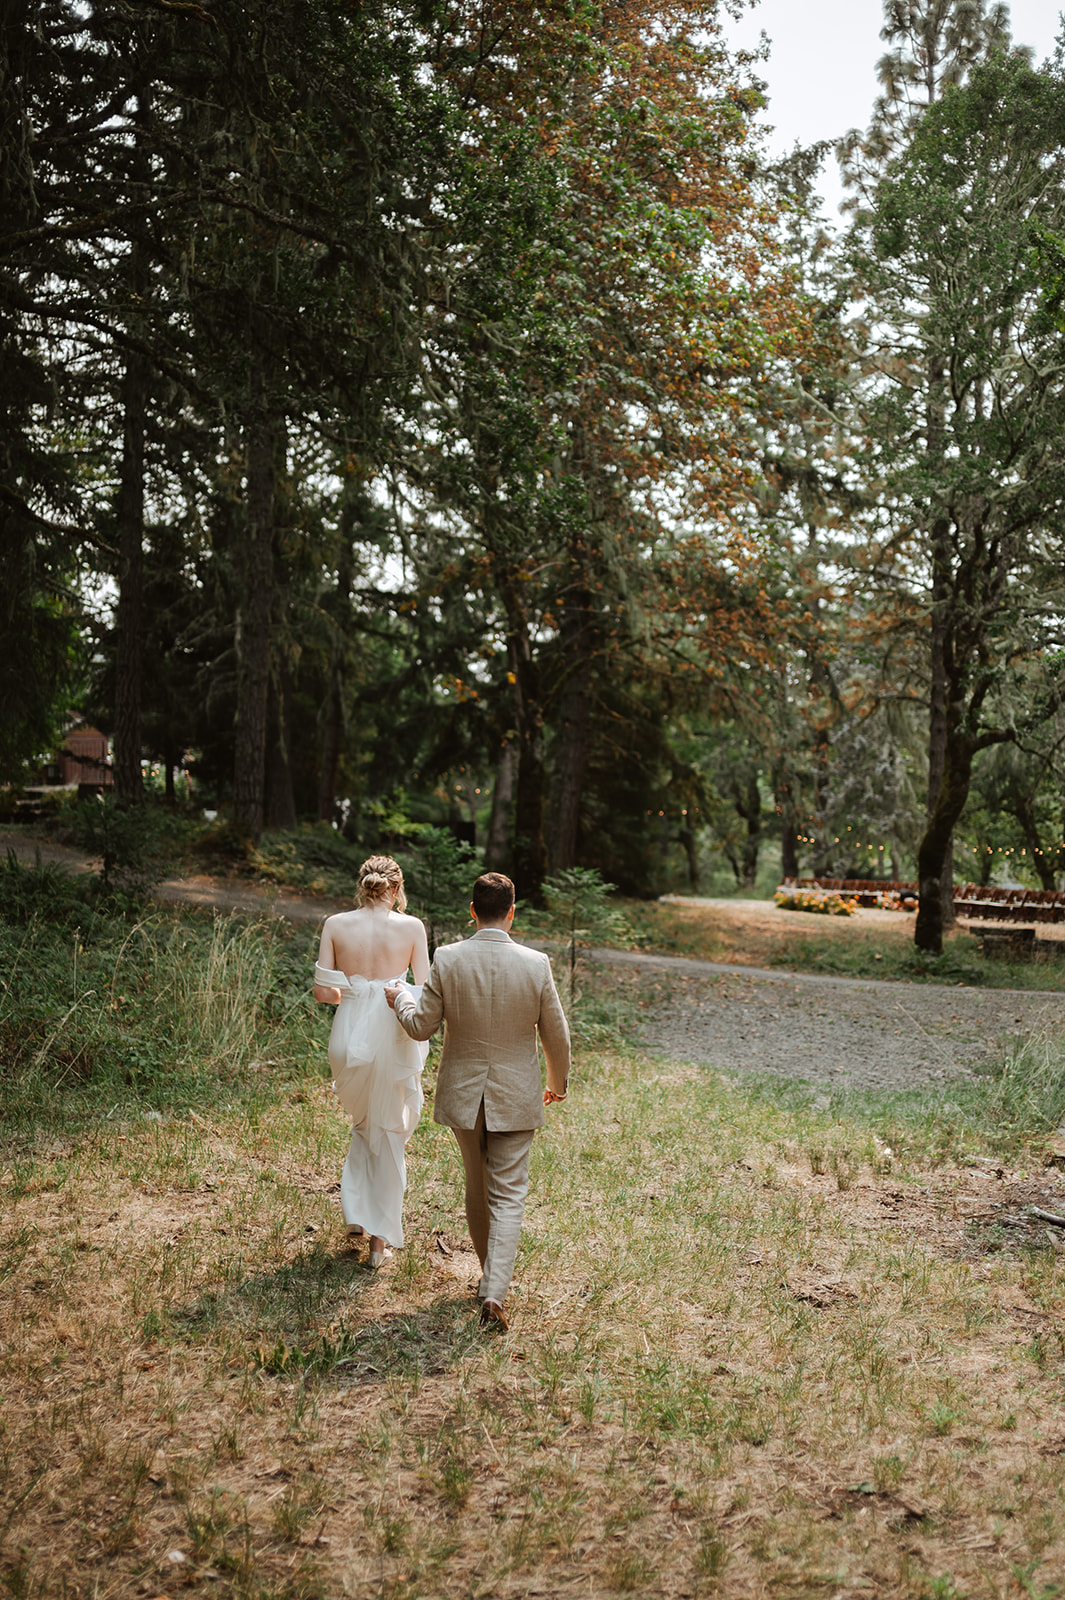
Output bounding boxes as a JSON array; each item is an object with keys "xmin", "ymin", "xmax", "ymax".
[
  {"xmin": 484, "ymin": 742, "xmax": 517, "ymax": 869},
  {"xmin": 264, "ymin": 664, "xmax": 297, "ymax": 830},
  {"xmin": 776, "ymin": 772, "xmax": 799, "ymax": 880},
  {"xmin": 811, "ymin": 725, "xmax": 832, "ymax": 875},
  {"xmin": 232, "ymin": 367, "xmax": 279, "ymax": 844},
  {"xmin": 317, "ymin": 531, "xmax": 353, "ymax": 823},
  {"xmin": 1014, "ymin": 795, "xmax": 1056, "ymax": 891},
  {"xmin": 941, "ymin": 835, "xmax": 955, "ymax": 927},
  {"xmin": 679, "ymin": 827, "xmax": 700, "ymax": 890},
  {"xmin": 915, "ymin": 729, "xmax": 975, "ymax": 952},
  {"xmin": 112, "ymin": 97, "xmax": 151, "ymax": 805},
  {"xmin": 926, "ymin": 541, "xmax": 957, "ymax": 932},
  {"xmin": 780, "ymin": 823, "xmax": 798, "ymax": 882},
  {"xmin": 923, "ymin": 625, "xmax": 957, "ymax": 937},
  {"xmin": 163, "ymin": 728, "xmax": 177, "ymax": 807},
  {"xmin": 317, "ymin": 651, "xmax": 344, "ymax": 826},
  {"xmin": 921, "ymin": 351, "xmax": 956, "ymax": 941},
  {"xmin": 741, "ymin": 773, "xmax": 761, "ymax": 888},
  {"xmin": 547, "ymin": 593, "xmax": 594, "ymax": 873},
  {"xmin": 112, "ymin": 347, "xmax": 148, "ymax": 804},
  {"xmin": 505, "ymin": 612, "xmax": 546, "ymax": 903}
]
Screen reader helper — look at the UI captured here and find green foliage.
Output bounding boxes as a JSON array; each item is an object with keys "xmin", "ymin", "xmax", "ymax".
[
  {"xmin": 249, "ymin": 825, "xmax": 363, "ymax": 898},
  {"xmin": 971, "ymin": 1033, "xmax": 1065, "ymax": 1142},
  {"xmin": 0, "ymin": 591, "xmax": 80, "ymax": 786},
  {"xmin": 0, "ymin": 849, "xmax": 100, "ymax": 930},
  {"xmin": 848, "ymin": 47, "xmax": 1065, "ymax": 950},
  {"xmin": 253, "ymin": 1327, "xmax": 362, "ymax": 1376},
  {"xmin": 66, "ymin": 795, "xmax": 177, "ymax": 898},
  {"xmin": 0, "ymin": 906, "xmax": 317, "ymax": 1133},
  {"xmin": 541, "ymin": 867, "xmax": 630, "ymax": 1002},
  {"xmin": 399, "ymin": 828, "xmax": 479, "ymax": 955}
]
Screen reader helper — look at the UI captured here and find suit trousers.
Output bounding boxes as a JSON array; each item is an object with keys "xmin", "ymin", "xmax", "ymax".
[{"xmin": 450, "ymin": 1100, "xmax": 535, "ymax": 1305}]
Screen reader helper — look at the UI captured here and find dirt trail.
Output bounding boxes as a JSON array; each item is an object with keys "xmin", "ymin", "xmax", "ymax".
[{"xmin": 0, "ymin": 828, "xmax": 348, "ymax": 923}]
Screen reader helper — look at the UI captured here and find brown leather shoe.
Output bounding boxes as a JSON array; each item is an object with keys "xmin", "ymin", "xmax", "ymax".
[{"xmin": 479, "ymin": 1299, "xmax": 508, "ymax": 1332}]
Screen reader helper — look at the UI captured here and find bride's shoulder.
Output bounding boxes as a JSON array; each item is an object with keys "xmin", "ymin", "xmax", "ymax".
[{"xmin": 324, "ymin": 907, "xmax": 357, "ymax": 925}]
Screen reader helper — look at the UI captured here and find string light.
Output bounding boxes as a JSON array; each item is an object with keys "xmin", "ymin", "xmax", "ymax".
[
  {"xmin": 642, "ymin": 815, "xmax": 1063, "ymax": 867},
  {"xmin": 788, "ymin": 831, "xmax": 1062, "ymax": 861}
]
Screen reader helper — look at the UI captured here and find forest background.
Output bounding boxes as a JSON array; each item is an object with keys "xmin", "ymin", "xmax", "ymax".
[{"xmin": 5, "ymin": 0, "xmax": 1065, "ymax": 953}]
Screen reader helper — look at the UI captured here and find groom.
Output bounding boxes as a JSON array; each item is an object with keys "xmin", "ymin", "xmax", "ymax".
[{"xmin": 385, "ymin": 871, "xmax": 570, "ymax": 1331}]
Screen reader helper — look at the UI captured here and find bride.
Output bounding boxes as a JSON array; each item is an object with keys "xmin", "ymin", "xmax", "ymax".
[{"xmin": 314, "ymin": 856, "xmax": 430, "ymax": 1267}]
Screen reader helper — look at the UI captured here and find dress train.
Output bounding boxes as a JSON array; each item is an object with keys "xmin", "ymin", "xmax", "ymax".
[{"xmin": 315, "ymin": 964, "xmax": 427, "ymax": 1247}]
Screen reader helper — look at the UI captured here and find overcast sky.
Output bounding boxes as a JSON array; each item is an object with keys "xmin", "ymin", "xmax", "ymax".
[{"xmin": 723, "ymin": 0, "xmax": 1063, "ymax": 223}]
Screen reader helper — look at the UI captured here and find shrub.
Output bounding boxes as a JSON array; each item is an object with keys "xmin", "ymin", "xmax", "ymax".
[
  {"xmin": 541, "ymin": 867, "xmax": 630, "ymax": 1002},
  {"xmin": 399, "ymin": 827, "xmax": 479, "ymax": 954}
]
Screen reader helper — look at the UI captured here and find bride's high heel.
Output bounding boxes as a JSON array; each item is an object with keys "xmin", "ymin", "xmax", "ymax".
[{"xmin": 368, "ymin": 1236, "xmax": 392, "ymax": 1269}]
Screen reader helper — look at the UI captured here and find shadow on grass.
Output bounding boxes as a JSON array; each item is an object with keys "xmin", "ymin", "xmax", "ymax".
[{"xmin": 168, "ymin": 1241, "xmax": 483, "ymax": 1385}]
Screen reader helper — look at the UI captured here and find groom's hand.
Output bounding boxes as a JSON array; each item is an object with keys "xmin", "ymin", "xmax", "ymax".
[
  {"xmin": 384, "ymin": 984, "xmax": 402, "ymax": 1010},
  {"xmin": 544, "ymin": 1088, "xmax": 567, "ymax": 1106}
]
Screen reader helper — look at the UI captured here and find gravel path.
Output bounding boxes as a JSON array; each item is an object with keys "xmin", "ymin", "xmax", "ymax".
[{"xmin": 587, "ymin": 946, "xmax": 1065, "ymax": 1093}]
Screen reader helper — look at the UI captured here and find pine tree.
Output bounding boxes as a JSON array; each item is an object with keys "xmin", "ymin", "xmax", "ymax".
[
  {"xmin": 841, "ymin": 0, "xmax": 1014, "ymax": 197},
  {"xmin": 842, "ymin": 0, "xmax": 1035, "ymax": 949},
  {"xmin": 853, "ymin": 50, "xmax": 1065, "ymax": 952}
]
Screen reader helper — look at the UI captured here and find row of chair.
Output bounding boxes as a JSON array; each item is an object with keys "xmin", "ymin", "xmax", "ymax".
[
  {"xmin": 786, "ymin": 878, "xmax": 1065, "ymax": 922},
  {"xmin": 952, "ymin": 885, "xmax": 1065, "ymax": 924}
]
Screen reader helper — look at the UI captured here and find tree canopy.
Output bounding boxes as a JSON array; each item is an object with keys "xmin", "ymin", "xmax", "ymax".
[{"xmin": 4, "ymin": 0, "xmax": 1065, "ymax": 938}]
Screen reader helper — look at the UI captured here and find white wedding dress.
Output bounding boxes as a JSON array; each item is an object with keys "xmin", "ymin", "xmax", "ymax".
[{"xmin": 315, "ymin": 964, "xmax": 427, "ymax": 1247}]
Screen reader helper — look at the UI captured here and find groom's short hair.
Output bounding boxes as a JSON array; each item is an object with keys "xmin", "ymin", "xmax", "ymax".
[{"xmin": 472, "ymin": 872, "xmax": 515, "ymax": 921}]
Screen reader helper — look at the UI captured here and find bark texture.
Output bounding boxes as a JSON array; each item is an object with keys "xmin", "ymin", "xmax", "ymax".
[
  {"xmin": 264, "ymin": 665, "xmax": 298, "ymax": 830},
  {"xmin": 547, "ymin": 592, "xmax": 594, "ymax": 874},
  {"xmin": 504, "ymin": 607, "xmax": 546, "ymax": 902},
  {"xmin": 232, "ymin": 372, "xmax": 280, "ymax": 843},
  {"xmin": 112, "ymin": 348, "xmax": 148, "ymax": 803},
  {"xmin": 483, "ymin": 742, "xmax": 517, "ymax": 869}
]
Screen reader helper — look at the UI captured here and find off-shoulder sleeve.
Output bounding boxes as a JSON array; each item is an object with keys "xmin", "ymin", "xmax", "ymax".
[{"xmin": 315, "ymin": 962, "xmax": 350, "ymax": 992}]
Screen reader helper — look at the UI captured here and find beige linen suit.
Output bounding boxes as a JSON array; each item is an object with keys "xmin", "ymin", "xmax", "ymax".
[{"xmin": 393, "ymin": 928, "xmax": 570, "ymax": 1303}]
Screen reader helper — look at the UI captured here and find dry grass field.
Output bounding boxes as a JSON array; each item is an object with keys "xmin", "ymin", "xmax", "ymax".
[{"xmin": 4, "ymin": 887, "xmax": 1065, "ymax": 1599}]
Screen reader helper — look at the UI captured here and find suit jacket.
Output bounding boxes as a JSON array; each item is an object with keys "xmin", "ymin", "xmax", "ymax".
[{"xmin": 392, "ymin": 928, "xmax": 570, "ymax": 1131}]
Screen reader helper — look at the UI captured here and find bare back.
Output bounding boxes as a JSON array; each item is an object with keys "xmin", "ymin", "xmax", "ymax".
[{"xmin": 317, "ymin": 904, "xmax": 430, "ymax": 985}]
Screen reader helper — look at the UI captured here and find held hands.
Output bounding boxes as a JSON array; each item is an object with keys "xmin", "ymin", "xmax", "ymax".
[
  {"xmin": 543, "ymin": 1088, "xmax": 567, "ymax": 1106},
  {"xmin": 384, "ymin": 984, "xmax": 402, "ymax": 1010}
]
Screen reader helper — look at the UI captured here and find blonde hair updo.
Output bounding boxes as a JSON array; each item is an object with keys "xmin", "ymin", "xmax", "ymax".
[{"xmin": 356, "ymin": 855, "xmax": 406, "ymax": 911}]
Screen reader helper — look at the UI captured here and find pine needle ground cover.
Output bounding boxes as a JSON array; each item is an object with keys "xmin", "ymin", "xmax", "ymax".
[{"xmin": 4, "ymin": 909, "xmax": 1065, "ymax": 1598}]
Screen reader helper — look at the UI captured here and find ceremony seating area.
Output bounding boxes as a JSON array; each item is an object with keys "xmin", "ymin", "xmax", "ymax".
[
  {"xmin": 952, "ymin": 885, "xmax": 1065, "ymax": 923},
  {"xmin": 789, "ymin": 879, "xmax": 1065, "ymax": 922}
]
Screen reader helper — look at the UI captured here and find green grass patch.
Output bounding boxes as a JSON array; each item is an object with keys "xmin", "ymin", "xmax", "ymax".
[{"xmin": 0, "ymin": 873, "xmax": 320, "ymax": 1142}]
